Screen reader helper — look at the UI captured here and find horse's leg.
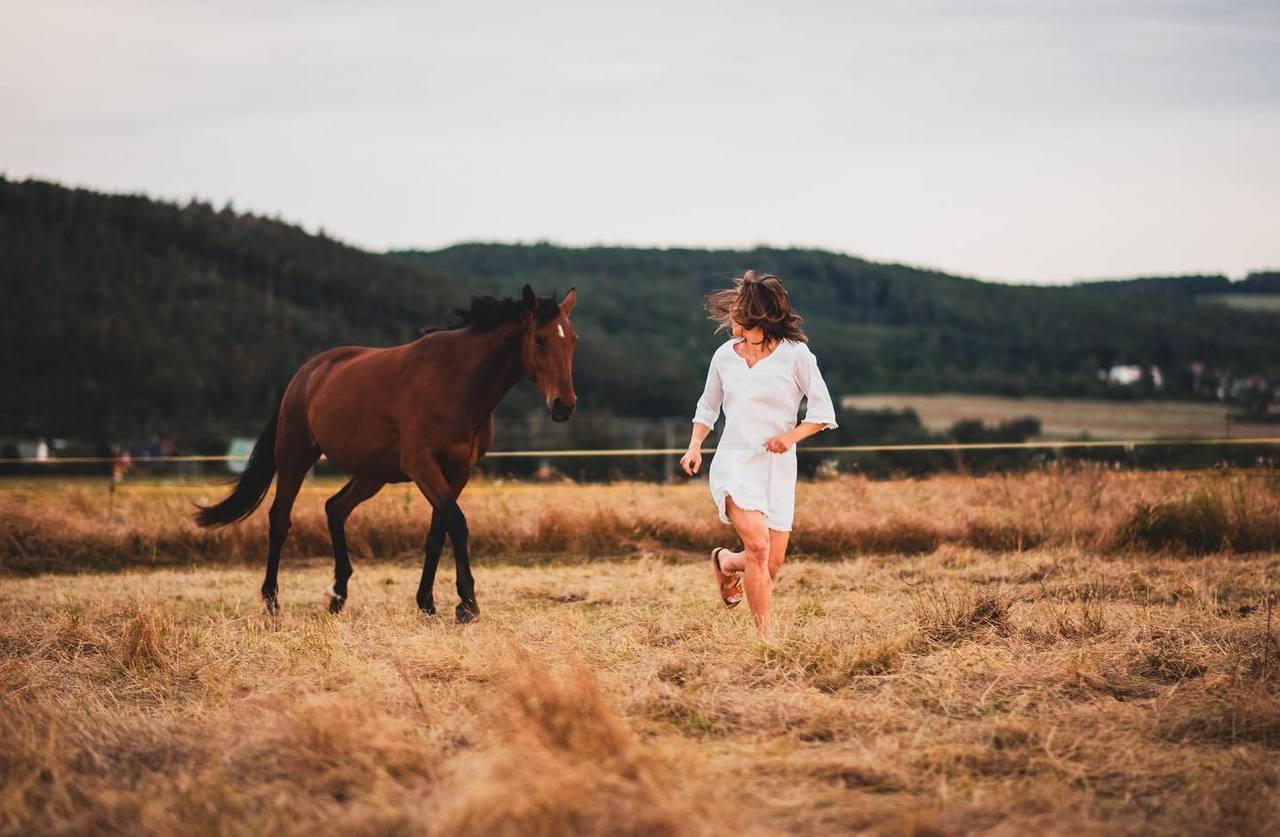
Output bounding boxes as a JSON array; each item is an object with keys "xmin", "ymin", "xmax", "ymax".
[
  {"xmin": 450, "ymin": 501, "xmax": 477, "ymax": 623},
  {"xmin": 324, "ymin": 476, "xmax": 384, "ymax": 614},
  {"xmin": 261, "ymin": 467, "xmax": 309, "ymax": 613},
  {"xmin": 447, "ymin": 473, "xmax": 478, "ymax": 624},
  {"xmin": 416, "ymin": 463, "xmax": 474, "ymax": 616},
  {"xmin": 406, "ymin": 457, "xmax": 477, "ymax": 624},
  {"xmin": 261, "ymin": 432, "xmax": 319, "ymax": 614},
  {"xmin": 415, "ymin": 510, "xmax": 447, "ymax": 615}
]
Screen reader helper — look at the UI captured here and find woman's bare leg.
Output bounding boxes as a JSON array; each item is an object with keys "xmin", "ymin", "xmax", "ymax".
[
  {"xmin": 768, "ymin": 529, "xmax": 790, "ymax": 581},
  {"xmin": 723, "ymin": 496, "xmax": 774, "ymax": 637},
  {"xmin": 716, "ymin": 528, "xmax": 789, "ymax": 582}
]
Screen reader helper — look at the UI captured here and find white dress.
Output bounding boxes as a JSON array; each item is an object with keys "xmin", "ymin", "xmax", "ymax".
[{"xmin": 692, "ymin": 338, "xmax": 838, "ymax": 532}]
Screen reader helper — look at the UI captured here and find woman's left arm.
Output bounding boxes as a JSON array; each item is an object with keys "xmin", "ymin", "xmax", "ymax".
[{"xmin": 764, "ymin": 345, "xmax": 839, "ymax": 453}]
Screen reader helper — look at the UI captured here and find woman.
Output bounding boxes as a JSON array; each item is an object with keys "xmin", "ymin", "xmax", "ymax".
[{"xmin": 680, "ymin": 271, "xmax": 838, "ymax": 637}]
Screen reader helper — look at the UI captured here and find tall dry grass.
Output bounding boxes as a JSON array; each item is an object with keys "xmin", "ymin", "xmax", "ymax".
[
  {"xmin": 1, "ymin": 546, "xmax": 1277, "ymax": 834},
  {"xmin": 3, "ymin": 467, "xmax": 1279, "ymax": 575},
  {"xmin": 0, "ymin": 568, "xmax": 744, "ymax": 835}
]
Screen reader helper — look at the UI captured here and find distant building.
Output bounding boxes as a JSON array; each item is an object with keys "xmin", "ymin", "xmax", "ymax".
[
  {"xmin": 1099, "ymin": 365, "xmax": 1141, "ymax": 386},
  {"xmin": 1098, "ymin": 365, "xmax": 1163, "ymax": 389}
]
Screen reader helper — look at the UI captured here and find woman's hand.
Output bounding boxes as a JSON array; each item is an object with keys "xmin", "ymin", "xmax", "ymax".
[
  {"xmin": 764, "ymin": 433, "xmax": 794, "ymax": 453},
  {"xmin": 680, "ymin": 447, "xmax": 703, "ymax": 475}
]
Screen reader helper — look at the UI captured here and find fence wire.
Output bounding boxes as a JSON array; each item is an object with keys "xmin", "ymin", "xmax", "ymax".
[{"xmin": 2, "ymin": 436, "xmax": 1278, "ymax": 466}]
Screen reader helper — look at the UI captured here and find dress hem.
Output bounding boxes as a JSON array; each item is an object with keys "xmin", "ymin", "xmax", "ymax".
[{"xmin": 714, "ymin": 488, "xmax": 790, "ymax": 532}]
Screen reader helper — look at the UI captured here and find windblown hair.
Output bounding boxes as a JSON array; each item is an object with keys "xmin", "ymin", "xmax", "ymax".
[
  {"xmin": 705, "ymin": 270, "xmax": 807, "ymax": 344},
  {"xmin": 422, "ymin": 293, "xmax": 561, "ymax": 335}
]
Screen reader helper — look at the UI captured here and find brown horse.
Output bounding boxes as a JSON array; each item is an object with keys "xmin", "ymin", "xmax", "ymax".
[{"xmin": 194, "ymin": 286, "xmax": 578, "ymax": 623}]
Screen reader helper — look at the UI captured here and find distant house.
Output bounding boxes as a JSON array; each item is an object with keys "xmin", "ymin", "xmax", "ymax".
[
  {"xmin": 1100, "ymin": 365, "xmax": 1142, "ymax": 386},
  {"xmin": 1099, "ymin": 365, "xmax": 1163, "ymax": 389}
]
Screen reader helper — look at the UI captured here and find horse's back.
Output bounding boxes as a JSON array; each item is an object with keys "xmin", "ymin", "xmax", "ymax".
[
  {"xmin": 281, "ymin": 345, "xmax": 385, "ymax": 410},
  {"xmin": 276, "ymin": 333, "xmax": 496, "ymax": 482}
]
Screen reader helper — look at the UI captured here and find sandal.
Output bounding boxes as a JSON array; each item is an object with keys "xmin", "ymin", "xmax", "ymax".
[{"xmin": 712, "ymin": 547, "xmax": 744, "ymax": 608}]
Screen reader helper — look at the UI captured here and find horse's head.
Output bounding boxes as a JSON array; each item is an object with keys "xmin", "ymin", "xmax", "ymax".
[{"xmin": 521, "ymin": 285, "xmax": 578, "ymax": 422}]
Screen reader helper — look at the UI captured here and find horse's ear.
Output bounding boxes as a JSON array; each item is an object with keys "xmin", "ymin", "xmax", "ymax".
[
  {"xmin": 522, "ymin": 285, "xmax": 537, "ymax": 313},
  {"xmin": 560, "ymin": 287, "xmax": 577, "ymax": 316}
]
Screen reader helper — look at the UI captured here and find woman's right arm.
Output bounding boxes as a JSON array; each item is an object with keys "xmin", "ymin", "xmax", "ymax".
[{"xmin": 682, "ymin": 356, "xmax": 723, "ymax": 475}]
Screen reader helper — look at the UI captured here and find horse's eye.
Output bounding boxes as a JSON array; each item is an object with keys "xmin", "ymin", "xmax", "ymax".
[{"xmin": 535, "ymin": 336, "xmax": 548, "ymax": 348}]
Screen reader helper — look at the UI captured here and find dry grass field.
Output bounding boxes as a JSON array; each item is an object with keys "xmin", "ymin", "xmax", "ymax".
[
  {"xmin": 2, "ymin": 469, "xmax": 1280, "ymax": 835},
  {"xmin": 841, "ymin": 394, "xmax": 1277, "ymax": 440}
]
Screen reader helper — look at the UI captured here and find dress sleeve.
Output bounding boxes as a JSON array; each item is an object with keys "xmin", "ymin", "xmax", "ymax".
[
  {"xmin": 795, "ymin": 344, "xmax": 838, "ymax": 430},
  {"xmin": 692, "ymin": 354, "xmax": 724, "ymax": 430}
]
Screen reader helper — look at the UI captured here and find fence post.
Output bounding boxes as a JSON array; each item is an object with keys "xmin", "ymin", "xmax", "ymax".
[{"xmin": 663, "ymin": 420, "xmax": 675, "ymax": 484}]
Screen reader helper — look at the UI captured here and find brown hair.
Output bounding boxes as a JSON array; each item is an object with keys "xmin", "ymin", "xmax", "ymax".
[{"xmin": 705, "ymin": 270, "xmax": 807, "ymax": 344}]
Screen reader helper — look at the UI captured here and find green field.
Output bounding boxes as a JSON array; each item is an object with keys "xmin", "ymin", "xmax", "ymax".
[
  {"xmin": 842, "ymin": 394, "xmax": 1277, "ymax": 440},
  {"xmin": 1198, "ymin": 293, "xmax": 1280, "ymax": 313}
]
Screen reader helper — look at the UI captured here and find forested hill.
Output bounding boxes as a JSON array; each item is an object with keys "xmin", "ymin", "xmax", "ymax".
[
  {"xmin": 2, "ymin": 177, "xmax": 1277, "ymax": 447},
  {"xmin": 396, "ymin": 244, "xmax": 1279, "ymax": 412},
  {"xmin": 0, "ymin": 178, "xmax": 471, "ymax": 445}
]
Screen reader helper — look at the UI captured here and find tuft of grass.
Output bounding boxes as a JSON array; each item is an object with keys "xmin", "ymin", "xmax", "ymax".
[
  {"xmin": 117, "ymin": 599, "xmax": 178, "ymax": 673},
  {"xmin": 1112, "ymin": 483, "xmax": 1280, "ymax": 555},
  {"xmin": 962, "ymin": 518, "xmax": 1044, "ymax": 552},
  {"xmin": 1043, "ymin": 593, "xmax": 1109, "ymax": 641},
  {"xmin": 1152, "ymin": 680, "xmax": 1280, "ymax": 746},
  {"xmin": 911, "ymin": 585, "xmax": 1011, "ymax": 645},
  {"xmin": 1130, "ymin": 633, "xmax": 1209, "ymax": 685},
  {"xmin": 1115, "ymin": 488, "xmax": 1233, "ymax": 554},
  {"xmin": 759, "ymin": 633, "xmax": 908, "ymax": 693},
  {"xmin": 429, "ymin": 657, "xmax": 741, "ymax": 836}
]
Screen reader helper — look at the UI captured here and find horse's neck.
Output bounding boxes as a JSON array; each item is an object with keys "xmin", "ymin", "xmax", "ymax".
[{"xmin": 443, "ymin": 323, "xmax": 526, "ymax": 422}]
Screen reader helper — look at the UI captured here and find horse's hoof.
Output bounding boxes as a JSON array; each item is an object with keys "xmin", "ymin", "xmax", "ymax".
[
  {"xmin": 419, "ymin": 604, "xmax": 437, "ymax": 617},
  {"xmin": 455, "ymin": 603, "xmax": 479, "ymax": 624},
  {"xmin": 324, "ymin": 585, "xmax": 346, "ymax": 615},
  {"xmin": 263, "ymin": 595, "xmax": 280, "ymax": 616}
]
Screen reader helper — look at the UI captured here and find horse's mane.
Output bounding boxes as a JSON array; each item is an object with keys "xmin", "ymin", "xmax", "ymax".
[{"xmin": 421, "ymin": 293, "xmax": 561, "ymax": 335}]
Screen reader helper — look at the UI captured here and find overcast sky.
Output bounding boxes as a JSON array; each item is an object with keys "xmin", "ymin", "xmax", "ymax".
[{"xmin": 3, "ymin": 0, "xmax": 1277, "ymax": 283}]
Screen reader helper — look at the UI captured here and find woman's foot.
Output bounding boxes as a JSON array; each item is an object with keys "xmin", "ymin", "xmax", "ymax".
[{"xmin": 712, "ymin": 547, "xmax": 744, "ymax": 608}]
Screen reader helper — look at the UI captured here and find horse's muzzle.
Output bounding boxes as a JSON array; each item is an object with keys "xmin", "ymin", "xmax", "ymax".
[{"xmin": 550, "ymin": 398, "xmax": 575, "ymax": 422}]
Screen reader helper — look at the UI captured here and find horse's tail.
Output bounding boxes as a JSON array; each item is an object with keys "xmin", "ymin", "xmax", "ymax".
[{"xmin": 194, "ymin": 407, "xmax": 280, "ymax": 528}]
